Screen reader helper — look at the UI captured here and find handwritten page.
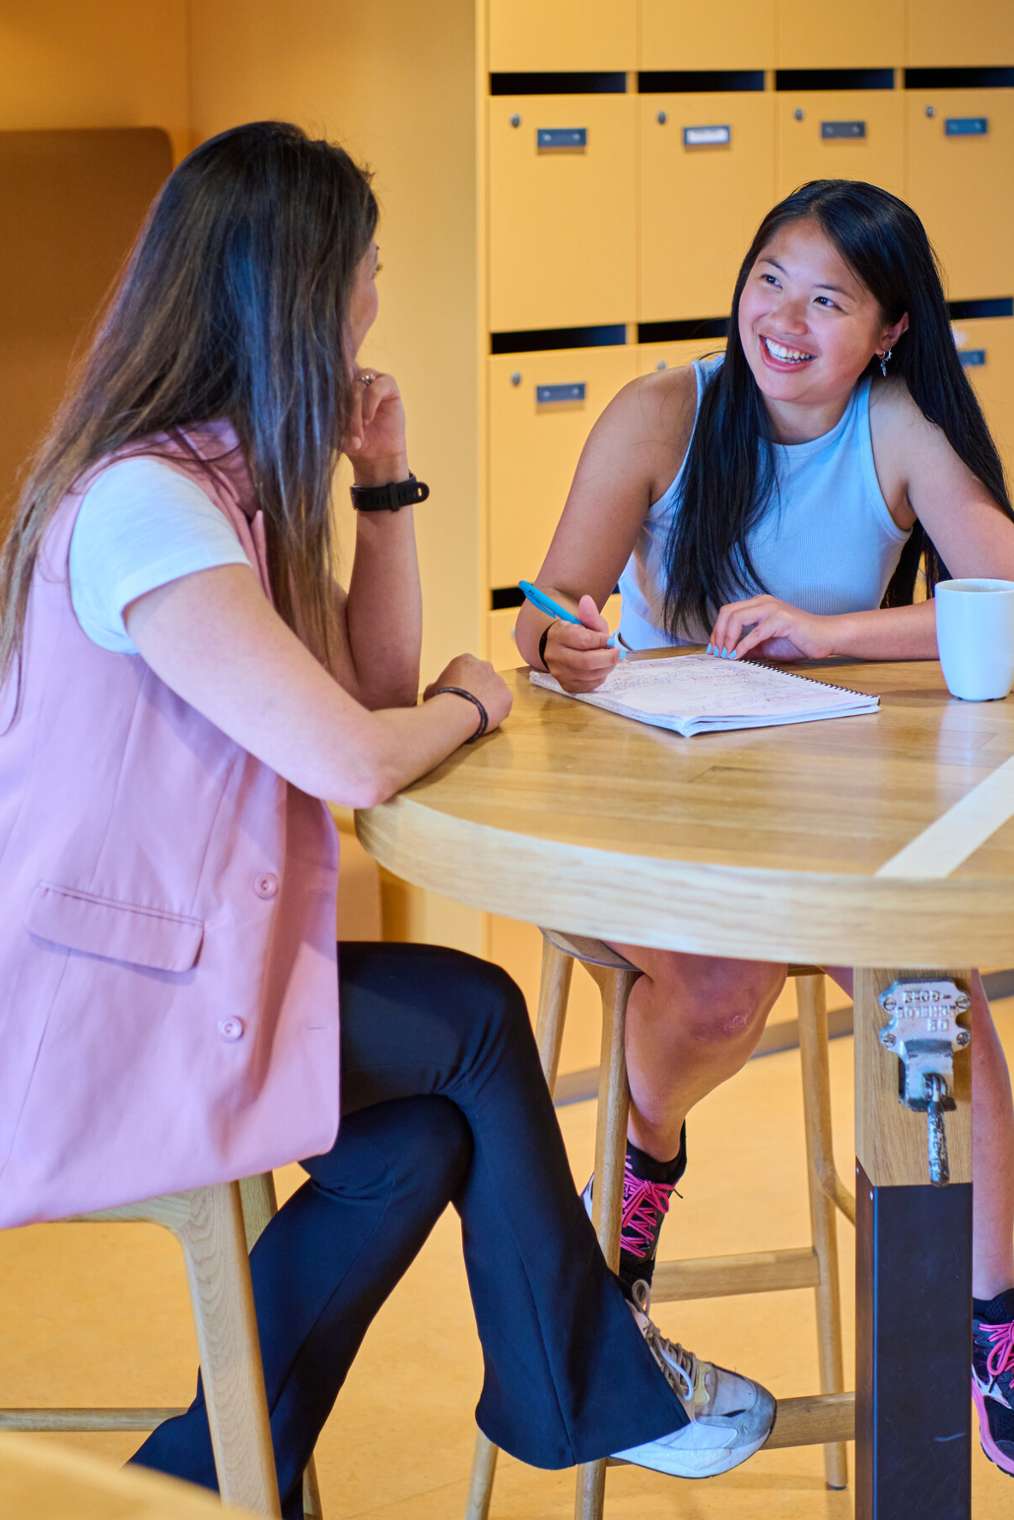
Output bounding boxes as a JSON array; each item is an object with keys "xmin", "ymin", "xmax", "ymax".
[{"xmin": 530, "ymin": 654, "xmax": 878, "ymax": 737}]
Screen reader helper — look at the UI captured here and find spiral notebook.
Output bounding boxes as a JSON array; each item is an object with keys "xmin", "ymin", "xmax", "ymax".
[{"xmin": 529, "ymin": 654, "xmax": 879, "ymax": 737}]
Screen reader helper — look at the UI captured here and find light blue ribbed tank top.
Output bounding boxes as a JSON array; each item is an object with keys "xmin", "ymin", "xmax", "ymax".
[{"xmin": 618, "ymin": 356, "xmax": 912, "ymax": 649}]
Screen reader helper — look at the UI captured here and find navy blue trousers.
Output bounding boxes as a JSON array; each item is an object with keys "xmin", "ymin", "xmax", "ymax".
[{"xmin": 131, "ymin": 943, "xmax": 682, "ymax": 1518}]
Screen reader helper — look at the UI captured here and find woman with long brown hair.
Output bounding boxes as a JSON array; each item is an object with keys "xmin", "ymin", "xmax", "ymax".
[{"xmin": 0, "ymin": 122, "xmax": 774, "ymax": 1515}]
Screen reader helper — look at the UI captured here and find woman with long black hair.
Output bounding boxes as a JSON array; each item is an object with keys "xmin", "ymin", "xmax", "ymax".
[
  {"xmin": 515, "ymin": 178, "xmax": 1014, "ymax": 1477},
  {"xmin": 0, "ymin": 121, "xmax": 775, "ymax": 1517}
]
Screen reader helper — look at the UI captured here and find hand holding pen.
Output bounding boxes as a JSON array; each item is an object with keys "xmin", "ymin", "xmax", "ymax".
[{"xmin": 519, "ymin": 581, "xmax": 625, "ymax": 694}]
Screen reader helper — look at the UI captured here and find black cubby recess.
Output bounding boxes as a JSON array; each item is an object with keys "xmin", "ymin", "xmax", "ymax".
[
  {"xmin": 490, "ymin": 71, "xmax": 628, "ymax": 95},
  {"xmin": 490, "ymin": 324, "xmax": 628, "ymax": 354}
]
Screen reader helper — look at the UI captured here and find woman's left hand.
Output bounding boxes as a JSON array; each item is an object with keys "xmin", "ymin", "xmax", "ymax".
[
  {"xmin": 344, "ymin": 368, "xmax": 410, "ymax": 484},
  {"xmin": 707, "ymin": 595, "xmax": 842, "ymax": 662}
]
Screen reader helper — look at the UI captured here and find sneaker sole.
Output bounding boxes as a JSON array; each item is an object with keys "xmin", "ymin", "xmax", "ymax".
[
  {"xmin": 973, "ymin": 1381, "xmax": 1014, "ymax": 1479},
  {"xmin": 614, "ymin": 1395, "xmax": 776, "ymax": 1481}
]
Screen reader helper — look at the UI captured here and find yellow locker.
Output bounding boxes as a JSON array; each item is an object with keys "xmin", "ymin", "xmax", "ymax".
[
  {"xmin": 776, "ymin": 0, "xmax": 903, "ymax": 69},
  {"xmin": 489, "ymin": 0, "xmax": 636, "ymax": 73},
  {"xmin": 488, "ymin": 346, "xmax": 638, "ymax": 589},
  {"xmin": 950, "ymin": 317, "xmax": 1014, "ymax": 479},
  {"xmin": 906, "ymin": 92, "xmax": 1014, "ymax": 302},
  {"xmin": 640, "ymin": 94, "xmax": 775, "ymax": 321},
  {"xmin": 907, "ymin": 1, "xmax": 1014, "ymax": 68},
  {"xmin": 488, "ymin": 608, "xmax": 524, "ymax": 671},
  {"xmin": 489, "ymin": 95, "xmax": 637, "ymax": 331},
  {"xmin": 639, "ymin": 1, "xmax": 775, "ymax": 70},
  {"xmin": 638, "ymin": 337, "xmax": 727, "ymax": 375},
  {"xmin": 776, "ymin": 91, "xmax": 904, "ymax": 200}
]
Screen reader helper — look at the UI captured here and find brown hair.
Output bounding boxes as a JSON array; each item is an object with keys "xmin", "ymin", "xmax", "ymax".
[{"xmin": 0, "ymin": 120, "xmax": 378, "ymax": 678}]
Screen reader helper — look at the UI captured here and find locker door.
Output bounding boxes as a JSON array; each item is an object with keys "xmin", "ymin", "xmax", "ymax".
[
  {"xmin": 488, "ymin": 609, "xmax": 525, "ymax": 671},
  {"xmin": 907, "ymin": 2, "xmax": 1014, "ymax": 68},
  {"xmin": 640, "ymin": 93, "xmax": 774, "ymax": 321},
  {"xmin": 489, "ymin": 95, "xmax": 637, "ymax": 332},
  {"xmin": 639, "ymin": 0, "xmax": 775, "ymax": 70},
  {"xmin": 638, "ymin": 337, "xmax": 727, "ymax": 376},
  {"xmin": 906, "ymin": 92, "xmax": 1014, "ymax": 301},
  {"xmin": 777, "ymin": 91, "xmax": 904, "ymax": 200},
  {"xmin": 489, "ymin": 0, "xmax": 636, "ymax": 72},
  {"xmin": 776, "ymin": 0, "xmax": 903, "ymax": 69},
  {"xmin": 950, "ymin": 317, "xmax": 1014, "ymax": 479},
  {"xmin": 488, "ymin": 347, "xmax": 638, "ymax": 590}
]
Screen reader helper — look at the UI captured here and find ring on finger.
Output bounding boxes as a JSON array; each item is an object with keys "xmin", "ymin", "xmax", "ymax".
[{"xmin": 358, "ymin": 371, "xmax": 377, "ymax": 387}]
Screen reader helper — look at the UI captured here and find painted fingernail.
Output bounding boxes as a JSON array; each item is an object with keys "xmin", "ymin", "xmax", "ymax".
[
  {"xmin": 729, "ymin": 648, "xmax": 739, "ymax": 659},
  {"xmin": 721, "ymin": 647, "xmax": 728, "ymax": 658},
  {"xmin": 706, "ymin": 643, "xmax": 713, "ymax": 654}
]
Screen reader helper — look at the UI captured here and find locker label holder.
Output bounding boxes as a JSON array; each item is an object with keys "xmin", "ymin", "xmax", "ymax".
[
  {"xmin": 537, "ymin": 128, "xmax": 588, "ymax": 153},
  {"xmin": 682, "ymin": 124, "xmax": 732, "ymax": 148},
  {"xmin": 821, "ymin": 120, "xmax": 867, "ymax": 141},
  {"xmin": 536, "ymin": 383, "xmax": 587, "ymax": 406},
  {"xmin": 945, "ymin": 118, "xmax": 989, "ymax": 137},
  {"xmin": 958, "ymin": 349, "xmax": 987, "ymax": 367}
]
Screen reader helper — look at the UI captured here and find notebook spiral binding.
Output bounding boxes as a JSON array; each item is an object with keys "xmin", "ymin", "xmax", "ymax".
[{"xmin": 740, "ymin": 656, "xmax": 875, "ymax": 702}]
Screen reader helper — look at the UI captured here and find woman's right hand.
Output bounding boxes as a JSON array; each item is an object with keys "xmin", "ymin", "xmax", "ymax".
[
  {"xmin": 424, "ymin": 653, "xmax": 513, "ymax": 735},
  {"xmin": 543, "ymin": 595, "xmax": 620, "ymax": 692}
]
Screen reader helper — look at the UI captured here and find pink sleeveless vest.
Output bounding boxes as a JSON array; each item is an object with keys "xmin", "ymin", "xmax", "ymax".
[{"xmin": 0, "ymin": 421, "xmax": 340, "ymax": 1227}]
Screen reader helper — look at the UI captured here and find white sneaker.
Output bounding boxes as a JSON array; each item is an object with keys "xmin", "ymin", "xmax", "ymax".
[{"xmin": 611, "ymin": 1285, "xmax": 776, "ymax": 1479}]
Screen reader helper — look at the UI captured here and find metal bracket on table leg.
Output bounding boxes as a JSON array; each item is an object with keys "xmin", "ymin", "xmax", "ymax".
[{"xmin": 877, "ymin": 979, "xmax": 971, "ymax": 1187}]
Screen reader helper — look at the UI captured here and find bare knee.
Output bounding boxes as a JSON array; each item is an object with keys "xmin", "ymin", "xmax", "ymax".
[{"xmin": 633, "ymin": 951, "xmax": 786, "ymax": 1050}]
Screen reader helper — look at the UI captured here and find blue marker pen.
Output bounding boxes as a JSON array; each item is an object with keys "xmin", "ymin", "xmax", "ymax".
[{"xmin": 518, "ymin": 581, "xmax": 626, "ymax": 658}]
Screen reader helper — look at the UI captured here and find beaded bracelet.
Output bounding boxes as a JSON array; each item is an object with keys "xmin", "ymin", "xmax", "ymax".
[{"xmin": 428, "ymin": 685, "xmax": 489, "ymax": 742}]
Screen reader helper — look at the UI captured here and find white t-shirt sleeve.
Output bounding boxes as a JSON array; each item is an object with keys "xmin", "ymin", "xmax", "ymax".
[{"xmin": 69, "ymin": 457, "xmax": 253, "ymax": 654}]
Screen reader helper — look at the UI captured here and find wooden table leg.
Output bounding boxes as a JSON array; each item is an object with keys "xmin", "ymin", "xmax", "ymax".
[{"xmin": 854, "ymin": 968, "xmax": 973, "ymax": 1520}]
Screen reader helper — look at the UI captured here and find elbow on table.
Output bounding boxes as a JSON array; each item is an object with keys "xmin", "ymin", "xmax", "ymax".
[{"xmin": 324, "ymin": 745, "xmax": 403, "ymax": 811}]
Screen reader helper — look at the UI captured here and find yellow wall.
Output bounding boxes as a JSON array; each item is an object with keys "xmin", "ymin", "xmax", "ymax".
[
  {"xmin": 0, "ymin": 2, "xmax": 190, "ymax": 161},
  {"xmin": 187, "ymin": 0, "xmax": 483, "ymax": 679},
  {"xmin": 187, "ymin": 0, "xmax": 486, "ymax": 956}
]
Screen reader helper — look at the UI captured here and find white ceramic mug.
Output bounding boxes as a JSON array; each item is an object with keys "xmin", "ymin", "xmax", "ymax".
[{"xmin": 935, "ymin": 578, "xmax": 1014, "ymax": 701}]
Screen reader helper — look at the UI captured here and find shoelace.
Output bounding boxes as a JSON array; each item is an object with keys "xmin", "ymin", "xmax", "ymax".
[
  {"xmin": 631, "ymin": 1282, "xmax": 699, "ymax": 1403},
  {"xmin": 620, "ymin": 1158, "xmax": 677, "ymax": 1260},
  {"xmin": 986, "ymin": 1320, "xmax": 1014, "ymax": 1384}
]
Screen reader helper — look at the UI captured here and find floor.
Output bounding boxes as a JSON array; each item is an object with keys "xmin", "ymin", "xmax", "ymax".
[{"xmin": 1, "ymin": 988, "xmax": 1011, "ymax": 1519}]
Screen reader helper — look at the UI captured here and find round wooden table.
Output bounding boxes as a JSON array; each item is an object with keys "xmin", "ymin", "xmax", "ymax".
[{"xmin": 358, "ymin": 655, "xmax": 1014, "ymax": 1520}]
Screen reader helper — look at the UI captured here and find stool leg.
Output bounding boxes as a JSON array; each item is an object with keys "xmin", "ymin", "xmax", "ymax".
[
  {"xmin": 301, "ymin": 1458, "xmax": 325, "ymax": 1519},
  {"xmin": 238, "ymin": 1173, "xmax": 326, "ymax": 1519},
  {"xmin": 575, "ymin": 964, "xmax": 637, "ymax": 1520},
  {"xmin": 464, "ymin": 1431, "xmax": 499, "ymax": 1520},
  {"xmin": 173, "ymin": 1183, "xmax": 282, "ymax": 1516},
  {"xmin": 464, "ymin": 933, "xmax": 574, "ymax": 1519},
  {"xmin": 238, "ymin": 1171, "xmax": 278, "ymax": 1251},
  {"xmin": 796, "ymin": 974, "xmax": 849, "ymax": 1491},
  {"xmin": 534, "ymin": 931, "xmax": 575, "ymax": 1089}
]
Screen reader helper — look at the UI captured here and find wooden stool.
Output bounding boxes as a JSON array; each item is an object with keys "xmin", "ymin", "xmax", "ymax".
[
  {"xmin": 0, "ymin": 1174, "xmax": 325, "ymax": 1520},
  {"xmin": 466, "ymin": 930, "xmax": 855, "ymax": 1519}
]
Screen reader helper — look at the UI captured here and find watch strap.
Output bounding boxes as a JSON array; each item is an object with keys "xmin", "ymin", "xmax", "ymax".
[{"xmin": 350, "ymin": 473, "xmax": 430, "ymax": 511}]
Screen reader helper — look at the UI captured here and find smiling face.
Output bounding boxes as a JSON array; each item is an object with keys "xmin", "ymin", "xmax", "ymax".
[{"xmin": 737, "ymin": 216, "xmax": 908, "ymax": 417}]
